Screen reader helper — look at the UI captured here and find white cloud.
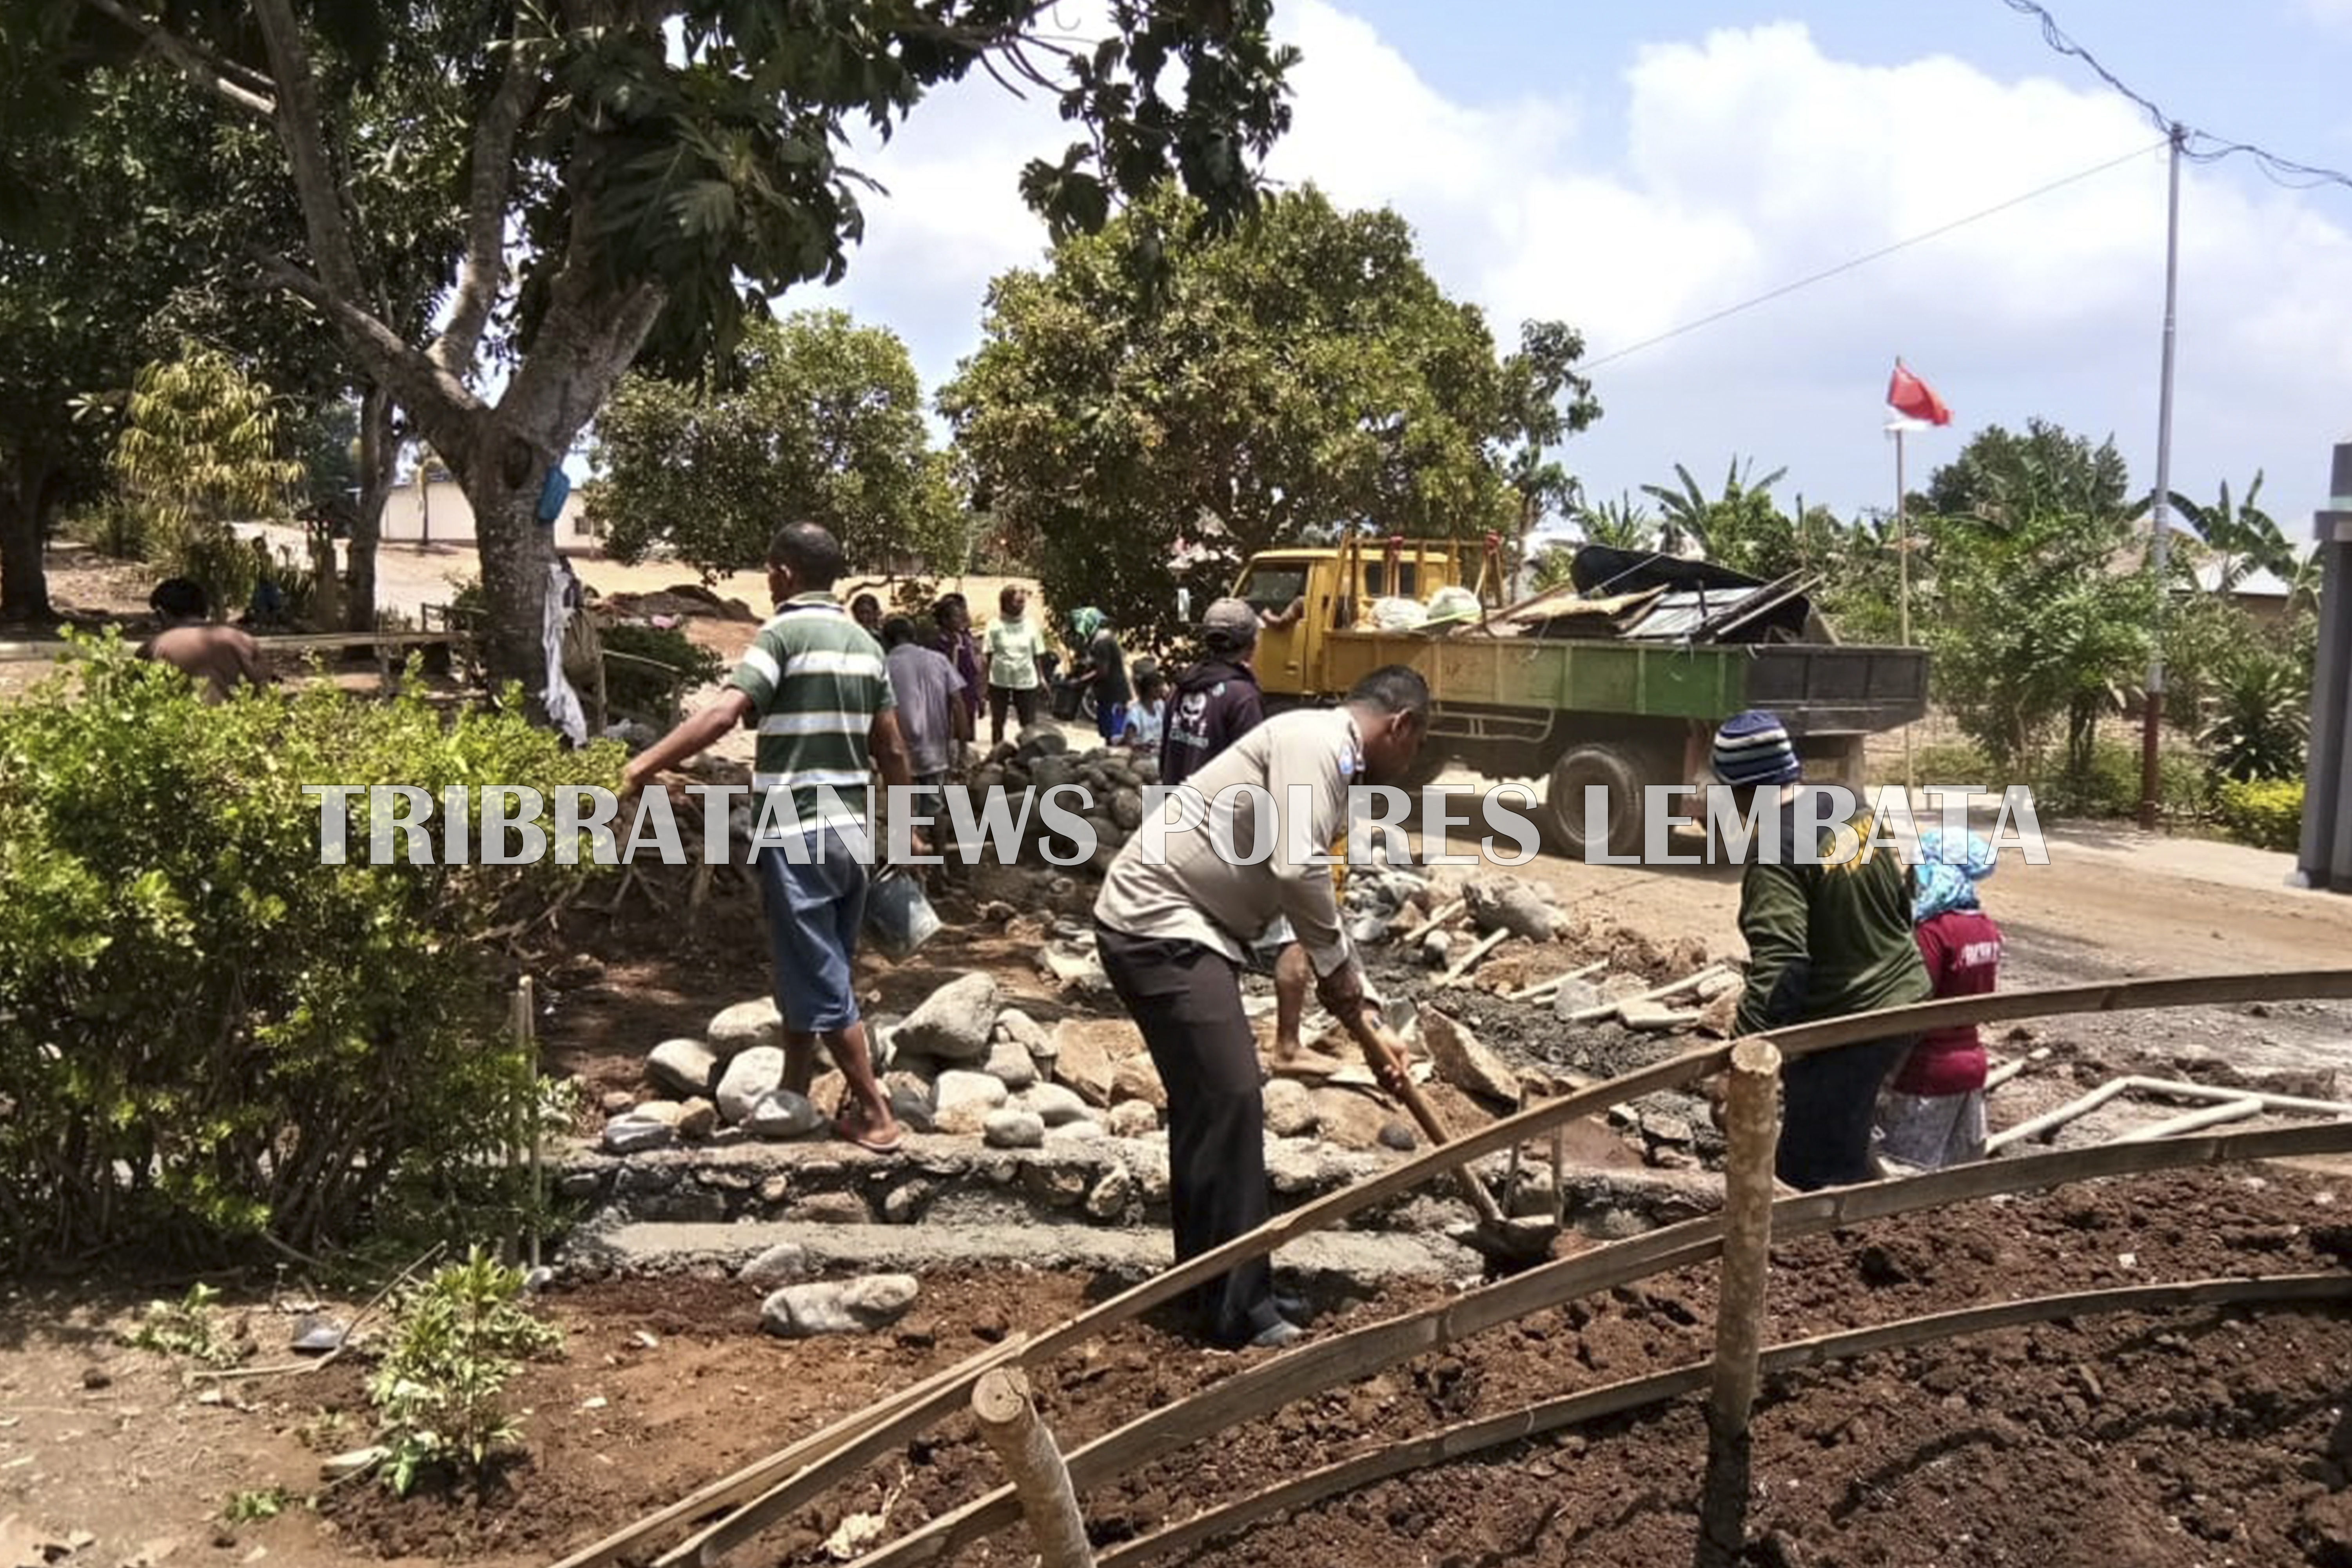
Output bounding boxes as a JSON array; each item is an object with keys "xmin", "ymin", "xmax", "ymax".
[{"xmin": 813, "ymin": 4, "xmax": 2352, "ymax": 525}]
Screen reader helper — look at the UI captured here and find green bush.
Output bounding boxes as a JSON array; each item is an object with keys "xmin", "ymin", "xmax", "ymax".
[
  {"xmin": 2216, "ymin": 777, "xmax": 2305, "ymax": 851},
  {"xmin": 1911, "ymin": 739, "xmax": 1994, "ymax": 788},
  {"xmin": 600, "ymin": 621, "xmax": 725, "ymax": 719},
  {"xmin": 368, "ymin": 1247, "xmax": 562, "ymax": 1494},
  {"xmin": 0, "ymin": 637, "xmax": 619, "ymax": 1264}
]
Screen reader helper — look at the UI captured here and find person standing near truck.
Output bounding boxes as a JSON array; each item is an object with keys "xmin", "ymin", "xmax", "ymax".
[
  {"xmin": 1094, "ymin": 666, "xmax": 1427, "ymax": 1348},
  {"xmin": 1711, "ymin": 709, "xmax": 1931, "ymax": 1190},
  {"xmin": 1875, "ymin": 829, "xmax": 2001, "ymax": 1172},
  {"xmin": 1162, "ymin": 597, "xmax": 1267, "ymax": 788}
]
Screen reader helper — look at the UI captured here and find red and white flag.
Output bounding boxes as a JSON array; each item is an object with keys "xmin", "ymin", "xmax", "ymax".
[{"xmin": 1886, "ymin": 358, "xmax": 1952, "ymax": 429}]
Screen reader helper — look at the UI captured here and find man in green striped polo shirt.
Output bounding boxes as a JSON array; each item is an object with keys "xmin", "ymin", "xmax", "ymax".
[{"xmin": 624, "ymin": 522, "xmax": 917, "ymax": 1153}]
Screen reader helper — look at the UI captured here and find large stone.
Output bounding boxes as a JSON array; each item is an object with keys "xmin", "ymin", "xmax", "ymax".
[
  {"xmin": 675, "ymin": 1097, "xmax": 720, "ymax": 1141},
  {"xmin": 983, "ymin": 1108, "xmax": 1046, "ymax": 1149},
  {"xmin": 1085, "ymin": 1165, "xmax": 1133, "ymax": 1221},
  {"xmin": 883, "ymin": 1072, "xmax": 936, "ymax": 1133},
  {"xmin": 984, "ymin": 1033, "xmax": 1040, "ymax": 1092},
  {"xmin": 1045, "ymin": 1118, "xmax": 1109, "ymax": 1143},
  {"xmin": 739, "ymin": 1241, "xmax": 810, "ymax": 1286},
  {"xmin": 716, "ymin": 1046, "xmax": 788, "ymax": 1124},
  {"xmin": 1022, "ymin": 1082, "xmax": 1094, "ymax": 1127},
  {"xmin": 624, "ymin": 1098, "xmax": 685, "ymax": 1127},
  {"xmin": 1106, "ymin": 1099, "xmax": 1160, "ymax": 1138},
  {"xmin": 1310, "ymin": 1087, "xmax": 1395, "ymax": 1151},
  {"xmin": 996, "ymin": 1007, "xmax": 1054, "ymax": 1062},
  {"xmin": 743, "ymin": 1089, "xmax": 825, "ymax": 1139},
  {"xmin": 1051, "ymin": 1018, "xmax": 1132, "ymax": 1106},
  {"xmin": 1552, "ymin": 978, "xmax": 1604, "ymax": 1017},
  {"xmin": 648, "ymin": 1037, "xmax": 720, "ymax": 1099},
  {"xmin": 1419, "ymin": 1009, "xmax": 1523, "ymax": 1105},
  {"xmin": 895, "ymin": 974, "xmax": 1002, "ymax": 1062},
  {"xmin": 760, "ymin": 1275, "xmax": 920, "ymax": 1337},
  {"xmin": 933, "ymin": 1069, "xmax": 1011, "ymax": 1135},
  {"xmin": 1111, "ymin": 1054, "xmax": 1166, "ymax": 1111},
  {"xmin": 1262, "ymin": 1077, "xmax": 1318, "ymax": 1138},
  {"xmin": 601, "ymin": 1114, "xmax": 675, "ymax": 1154},
  {"xmin": 708, "ymin": 998, "xmax": 784, "ymax": 1058},
  {"xmin": 1037, "ymin": 945, "xmax": 1114, "ymax": 998},
  {"xmin": 1462, "ymin": 873, "xmax": 1558, "ymax": 942}
]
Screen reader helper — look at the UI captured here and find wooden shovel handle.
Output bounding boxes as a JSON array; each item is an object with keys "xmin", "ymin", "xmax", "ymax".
[{"xmin": 1354, "ymin": 1018, "xmax": 1508, "ymax": 1225}]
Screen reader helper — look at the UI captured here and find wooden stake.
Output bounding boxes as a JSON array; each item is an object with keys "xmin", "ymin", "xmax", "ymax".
[
  {"xmin": 1439, "ymin": 927, "xmax": 1510, "ymax": 987},
  {"xmin": 522, "ymin": 976, "xmax": 543, "ymax": 1271},
  {"xmin": 1695, "ymin": 1038, "xmax": 1780, "ymax": 1568},
  {"xmin": 971, "ymin": 1369, "xmax": 1095, "ymax": 1568}
]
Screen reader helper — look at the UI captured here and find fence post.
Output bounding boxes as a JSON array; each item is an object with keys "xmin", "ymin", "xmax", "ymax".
[
  {"xmin": 1695, "ymin": 1037, "xmax": 1781, "ymax": 1567},
  {"xmin": 972, "ymin": 1368, "xmax": 1095, "ymax": 1568}
]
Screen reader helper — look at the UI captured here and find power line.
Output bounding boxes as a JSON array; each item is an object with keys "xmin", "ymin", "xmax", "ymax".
[
  {"xmin": 1581, "ymin": 141, "xmax": 2161, "ymax": 371},
  {"xmin": 1997, "ymin": 0, "xmax": 2352, "ymax": 194}
]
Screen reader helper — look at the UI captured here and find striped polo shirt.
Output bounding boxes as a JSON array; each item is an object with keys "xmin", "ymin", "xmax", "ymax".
[{"xmin": 727, "ymin": 593, "xmax": 895, "ymax": 837}]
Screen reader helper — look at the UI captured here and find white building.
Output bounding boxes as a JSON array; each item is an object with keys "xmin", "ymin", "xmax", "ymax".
[{"xmin": 379, "ymin": 476, "xmax": 601, "ymax": 553}]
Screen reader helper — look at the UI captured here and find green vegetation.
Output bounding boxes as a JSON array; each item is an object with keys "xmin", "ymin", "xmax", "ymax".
[
  {"xmin": 600, "ymin": 622, "xmax": 726, "ymax": 722},
  {"xmin": 0, "ymin": 638, "xmax": 617, "ymax": 1265},
  {"xmin": 219, "ymin": 1487, "xmax": 291, "ymax": 1525},
  {"xmin": 2216, "ymin": 778, "xmax": 2306, "ymax": 852},
  {"xmin": 129, "ymin": 1282, "xmax": 238, "ymax": 1365},
  {"xmin": 588, "ymin": 311, "xmax": 961, "ymax": 581},
  {"xmin": 944, "ymin": 185, "xmax": 1597, "ymax": 641},
  {"xmin": 367, "ymin": 1249, "xmax": 563, "ymax": 1494}
]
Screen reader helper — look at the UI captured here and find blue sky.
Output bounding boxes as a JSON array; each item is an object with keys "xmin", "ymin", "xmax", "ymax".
[{"xmin": 811, "ymin": 0, "xmax": 2352, "ymax": 540}]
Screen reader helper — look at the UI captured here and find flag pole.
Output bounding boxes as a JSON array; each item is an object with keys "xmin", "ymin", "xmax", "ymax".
[{"xmin": 1897, "ymin": 422, "xmax": 1913, "ymax": 800}]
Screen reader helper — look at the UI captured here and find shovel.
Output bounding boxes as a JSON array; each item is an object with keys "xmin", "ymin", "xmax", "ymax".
[{"xmin": 1346, "ymin": 1017, "xmax": 1560, "ymax": 1273}]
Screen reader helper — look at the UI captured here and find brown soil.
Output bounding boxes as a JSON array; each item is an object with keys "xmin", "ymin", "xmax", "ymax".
[{"xmin": 15, "ymin": 1166, "xmax": 2342, "ymax": 1567}]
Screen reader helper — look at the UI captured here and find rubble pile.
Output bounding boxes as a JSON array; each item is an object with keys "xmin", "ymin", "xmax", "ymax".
[{"xmin": 965, "ymin": 730, "xmax": 1158, "ymax": 875}]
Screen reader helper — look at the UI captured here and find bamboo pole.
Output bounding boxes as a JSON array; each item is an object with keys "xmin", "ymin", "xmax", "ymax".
[
  {"xmin": 1092, "ymin": 1273, "xmax": 2352, "ymax": 1568},
  {"xmin": 1504, "ymin": 958, "xmax": 1610, "ymax": 1003},
  {"xmin": 1695, "ymin": 1038, "xmax": 1779, "ymax": 1568},
  {"xmin": 2122, "ymin": 1097, "xmax": 2265, "ymax": 1142},
  {"xmin": 834, "ymin": 1118, "xmax": 2352, "ymax": 1568},
  {"xmin": 971, "ymin": 1370, "xmax": 1094, "ymax": 1568},
  {"xmin": 522, "ymin": 976, "xmax": 543, "ymax": 1270},
  {"xmin": 1563, "ymin": 963, "xmax": 1731, "ymax": 1024},
  {"xmin": 1438, "ymin": 927, "xmax": 1510, "ymax": 987},
  {"xmin": 1989, "ymin": 1074, "xmax": 2352, "ymax": 1153},
  {"xmin": 1397, "ymin": 898, "xmax": 1464, "ymax": 947},
  {"xmin": 560, "ymin": 967, "xmax": 2352, "ymax": 1568}
]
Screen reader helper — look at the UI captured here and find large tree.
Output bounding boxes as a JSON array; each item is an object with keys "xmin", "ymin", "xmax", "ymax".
[
  {"xmin": 20, "ymin": 1, "xmax": 1293, "ymax": 681},
  {"xmin": 587, "ymin": 309, "xmax": 959, "ymax": 579},
  {"xmin": 942, "ymin": 184, "xmax": 1597, "ymax": 639}
]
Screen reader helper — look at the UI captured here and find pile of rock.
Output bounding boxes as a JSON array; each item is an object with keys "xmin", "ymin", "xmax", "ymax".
[
  {"xmin": 965, "ymin": 731, "xmax": 1156, "ymax": 875},
  {"xmin": 600, "ymin": 973, "xmax": 1180, "ymax": 1156}
]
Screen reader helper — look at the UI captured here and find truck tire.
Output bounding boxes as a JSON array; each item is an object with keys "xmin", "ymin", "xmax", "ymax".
[{"xmin": 1541, "ymin": 743, "xmax": 1648, "ymax": 859}]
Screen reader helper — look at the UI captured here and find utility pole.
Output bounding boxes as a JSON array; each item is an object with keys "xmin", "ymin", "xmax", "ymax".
[{"xmin": 2139, "ymin": 123, "xmax": 2185, "ymax": 831}]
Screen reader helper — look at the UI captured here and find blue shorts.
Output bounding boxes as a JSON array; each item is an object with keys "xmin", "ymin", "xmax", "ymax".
[
  {"xmin": 1096, "ymin": 699, "xmax": 1129, "ymax": 742},
  {"xmin": 754, "ymin": 826, "xmax": 869, "ymax": 1033}
]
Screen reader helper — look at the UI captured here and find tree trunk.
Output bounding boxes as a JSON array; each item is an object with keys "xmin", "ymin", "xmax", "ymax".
[
  {"xmin": 345, "ymin": 385, "xmax": 396, "ymax": 633},
  {"xmin": 465, "ymin": 463, "xmax": 550, "ymax": 690},
  {"xmin": 0, "ymin": 466, "xmax": 54, "ymax": 624}
]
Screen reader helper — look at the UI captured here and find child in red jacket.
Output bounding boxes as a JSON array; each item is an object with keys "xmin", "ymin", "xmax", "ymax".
[{"xmin": 1876, "ymin": 830, "xmax": 2001, "ymax": 1172}]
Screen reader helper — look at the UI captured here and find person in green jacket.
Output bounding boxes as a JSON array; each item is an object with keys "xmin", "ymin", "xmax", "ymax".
[{"xmin": 1711, "ymin": 710, "xmax": 1931, "ymax": 1190}]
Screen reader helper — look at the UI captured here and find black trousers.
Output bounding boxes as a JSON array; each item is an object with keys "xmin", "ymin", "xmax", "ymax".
[
  {"xmin": 1094, "ymin": 924, "xmax": 1279, "ymax": 1345},
  {"xmin": 987, "ymin": 683, "xmax": 1040, "ymax": 744},
  {"xmin": 1777, "ymin": 1035, "xmax": 1916, "ymax": 1191}
]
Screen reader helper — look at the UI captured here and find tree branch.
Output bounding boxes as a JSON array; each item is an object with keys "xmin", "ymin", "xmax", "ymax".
[
  {"xmin": 254, "ymin": 254, "xmax": 487, "ymax": 446},
  {"xmin": 76, "ymin": 0, "xmax": 277, "ymax": 118},
  {"xmin": 429, "ymin": 36, "xmax": 542, "ymax": 378},
  {"xmin": 248, "ymin": 0, "xmax": 367, "ymax": 305}
]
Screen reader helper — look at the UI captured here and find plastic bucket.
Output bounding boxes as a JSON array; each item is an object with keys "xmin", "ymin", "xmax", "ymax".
[{"xmin": 864, "ymin": 869, "xmax": 940, "ymax": 959}]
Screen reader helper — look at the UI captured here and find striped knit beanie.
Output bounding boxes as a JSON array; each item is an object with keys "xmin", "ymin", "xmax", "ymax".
[{"xmin": 1711, "ymin": 710, "xmax": 1802, "ymax": 787}]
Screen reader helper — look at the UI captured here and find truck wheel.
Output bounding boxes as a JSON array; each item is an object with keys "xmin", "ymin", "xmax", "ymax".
[{"xmin": 1541, "ymin": 744, "xmax": 1647, "ymax": 859}]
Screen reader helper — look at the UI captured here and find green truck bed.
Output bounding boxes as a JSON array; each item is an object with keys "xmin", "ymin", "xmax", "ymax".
[{"xmin": 1314, "ymin": 629, "xmax": 1929, "ymax": 736}]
